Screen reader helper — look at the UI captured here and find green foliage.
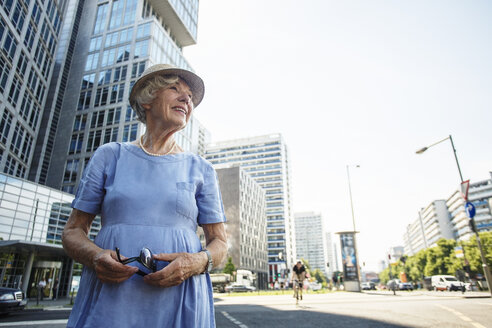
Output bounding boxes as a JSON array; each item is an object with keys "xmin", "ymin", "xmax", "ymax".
[
  {"xmin": 378, "ymin": 232, "xmax": 492, "ymax": 284},
  {"xmin": 223, "ymin": 257, "xmax": 236, "ymax": 275},
  {"xmin": 312, "ymin": 269, "xmax": 327, "ymax": 283}
]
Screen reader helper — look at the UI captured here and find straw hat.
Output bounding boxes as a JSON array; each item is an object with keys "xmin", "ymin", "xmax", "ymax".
[{"xmin": 129, "ymin": 64, "xmax": 205, "ymax": 108}]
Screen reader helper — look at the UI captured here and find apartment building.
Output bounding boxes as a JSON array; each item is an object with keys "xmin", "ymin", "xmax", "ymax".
[
  {"xmin": 205, "ymin": 134, "xmax": 294, "ymax": 283},
  {"xmin": 294, "ymin": 212, "xmax": 328, "ymax": 278}
]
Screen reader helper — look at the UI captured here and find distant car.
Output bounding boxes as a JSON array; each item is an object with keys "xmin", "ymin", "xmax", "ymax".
[
  {"xmin": 308, "ymin": 282, "xmax": 322, "ymax": 291},
  {"xmin": 398, "ymin": 282, "xmax": 413, "ymax": 291},
  {"xmin": 0, "ymin": 287, "xmax": 26, "ymax": 314},
  {"xmin": 361, "ymin": 282, "xmax": 376, "ymax": 290},
  {"xmin": 224, "ymin": 283, "xmax": 256, "ymax": 292}
]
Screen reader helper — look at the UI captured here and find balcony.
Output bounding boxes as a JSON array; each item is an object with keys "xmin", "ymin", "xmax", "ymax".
[{"xmin": 149, "ymin": 0, "xmax": 196, "ymax": 46}]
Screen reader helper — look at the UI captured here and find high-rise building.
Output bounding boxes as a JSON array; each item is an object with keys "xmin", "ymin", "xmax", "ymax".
[
  {"xmin": 0, "ymin": 0, "xmax": 69, "ymax": 180},
  {"xmin": 403, "ymin": 200, "xmax": 453, "ymax": 256},
  {"xmin": 294, "ymin": 212, "xmax": 328, "ymax": 278},
  {"xmin": 325, "ymin": 232, "xmax": 336, "ymax": 277},
  {"xmin": 447, "ymin": 173, "xmax": 492, "ymax": 241},
  {"xmin": 208, "ymin": 166, "xmax": 268, "ymax": 289},
  {"xmin": 205, "ymin": 133, "xmax": 294, "ymax": 283},
  {"xmin": 403, "ymin": 173, "xmax": 492, "ymax": 255},
  {"xmin": 29, "ymin": 0, "xmax": 208, "ymax": 193}
]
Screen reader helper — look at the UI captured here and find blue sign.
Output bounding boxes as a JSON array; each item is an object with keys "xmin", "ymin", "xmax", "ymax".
[{"xmin": 465, "ymin": 202, "xmax": 476, "ymax": 218}]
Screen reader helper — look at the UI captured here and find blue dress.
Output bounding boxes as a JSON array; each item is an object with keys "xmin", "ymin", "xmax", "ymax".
[{"xmin": 67, "ymin": 142, "xmax": 226, "ymax": 328}]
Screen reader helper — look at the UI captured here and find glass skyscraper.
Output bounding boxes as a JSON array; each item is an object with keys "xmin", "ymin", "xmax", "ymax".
[{"xmin": 29, "ymin": 0, "xmax": 208, "ymax": 193}]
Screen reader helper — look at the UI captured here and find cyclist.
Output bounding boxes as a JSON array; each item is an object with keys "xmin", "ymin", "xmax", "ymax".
[{"xmin": 292, "ymin": 261, "xmax": 306, "ymax": 301}]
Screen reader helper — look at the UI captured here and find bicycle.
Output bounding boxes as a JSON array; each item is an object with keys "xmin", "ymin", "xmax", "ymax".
[{"xmin": 293, "ymin": 279, "xmax": 303, "ymax": 304}]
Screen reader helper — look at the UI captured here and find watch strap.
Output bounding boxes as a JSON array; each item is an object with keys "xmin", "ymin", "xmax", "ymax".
[{"xmin": 201, "ymin": 249, "xmax": 213, "ymax": 273}]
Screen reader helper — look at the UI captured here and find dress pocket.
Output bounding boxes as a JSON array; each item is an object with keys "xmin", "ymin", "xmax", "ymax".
[{"xmin": 176, "ymin": 182, "xmax": 198, "ymax": 220}]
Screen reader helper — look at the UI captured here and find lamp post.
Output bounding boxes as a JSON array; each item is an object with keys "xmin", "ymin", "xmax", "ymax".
[
  {"xmin": 416, "ymin": 135, "xmax": 492, "ymax": 296},
  {"xmin": 346, "ymin": 164, "xmax": 361, "ymax": 291}
]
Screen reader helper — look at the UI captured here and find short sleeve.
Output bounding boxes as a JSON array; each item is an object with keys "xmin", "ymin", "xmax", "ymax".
[
  {"xmin": 196, "ymin": 165, "xmax": 226, "ymax": 225},
  {"xmin": 71, "ymin": 144, "xmax": 116, "ymax": 214}
]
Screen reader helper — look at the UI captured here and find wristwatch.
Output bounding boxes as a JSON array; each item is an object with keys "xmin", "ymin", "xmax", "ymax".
[{"xmin": 201, "ymin": 249, "xmax": 213, "ymax": 273}]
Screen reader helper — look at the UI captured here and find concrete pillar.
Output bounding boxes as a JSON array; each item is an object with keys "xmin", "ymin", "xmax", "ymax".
[{"xmin": 22, "ymin": 251, "xmax": 35, "ymax": 295}]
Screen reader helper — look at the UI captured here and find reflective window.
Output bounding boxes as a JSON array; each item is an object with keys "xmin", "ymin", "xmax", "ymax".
[{"xmin": 94, "ymin": 3, "xmax": 108, "ymax": 34}]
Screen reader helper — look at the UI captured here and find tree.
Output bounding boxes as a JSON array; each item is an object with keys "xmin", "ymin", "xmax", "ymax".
[
  {"xmin": 312, "ymin": 269, "xmax": 327, "ymax": 284},
  {"xmin": 223, "ymin": 257, "xmax": 235, "ymax": 275}
]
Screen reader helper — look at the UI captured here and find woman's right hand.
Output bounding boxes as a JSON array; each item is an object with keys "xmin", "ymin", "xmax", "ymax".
[{"xmin": 92, "ymin": 249, "xmax": 139, "ymax": 283}]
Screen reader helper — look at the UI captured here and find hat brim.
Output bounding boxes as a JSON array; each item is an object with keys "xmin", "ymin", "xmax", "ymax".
[{"xmin": 129, "ymin": 66, "xmax": 205, "ymax": 109}]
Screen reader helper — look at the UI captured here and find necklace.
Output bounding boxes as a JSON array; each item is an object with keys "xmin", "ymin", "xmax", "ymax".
[{"xmin": 139, "ymin": 135, "xmax": 176, "ymax": 156}]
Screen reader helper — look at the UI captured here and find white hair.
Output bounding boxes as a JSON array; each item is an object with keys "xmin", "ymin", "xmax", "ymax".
[{"xmin": 133, "ymin": 74, "xmax": 179, "ymax": 124}]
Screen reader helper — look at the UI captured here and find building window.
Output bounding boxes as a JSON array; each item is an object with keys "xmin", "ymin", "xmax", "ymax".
[
  {"xmin": 89, "ymin": 36, "xmax": 102, "ymax": 52},
  {"xmin": 104, "ymin": 127, "xmax": 118, "ymax": 143},
  {"xmin": 0, "ymin": 110, "xmax": 13, "ymax": 144},
  {"xmin": 94, "ymin": 4, "xmax": 108, "ymax": 34},
  {"xmin": 90, "ymin": 111, "xmax": 105, "ymax": 128},
  {"xmin": 107, "ymin": 107, "xmax": 121, "ymax": 125},
  {"xmin": 86, "ymin": 130, "xmax": 102, "ymax": 152},
  {"xmin": 122, "ymin": 123, "xmax": 137, "ymax": 142},
  {"xmin": 69, "ymin": 133, "xmax": 84, "ymax": 154},
  {"xmin": 16, "ymin": 50, "xmax": 28, "ymax": 79},
  {"xmin": 134, "ymin": 39, "xmax": 149, "ymax": 58},
  {"xmin": 73, "ymin": 114, "xmax": 87, "ymax": 132},
  {"xmin": 78, "ymin": 90, "xmax": 92, "ymax": 110},
  {"xmin": 64, "ymin": 159, "xmax": 79, "ymax": 183},
  {"xmin": 85, "ymin": 53, "xmax": 99, "ymax": 71},
  {"xmin": 3, "ymin": 30, "xmax": 18, "ymax": 60},
  {"xmin": 0, "ymin": 56, "xmax": 11, "ymax": 94},
  {"xmin": 8, "ymin": 79, "xmax": 22, "ymax": 107}
]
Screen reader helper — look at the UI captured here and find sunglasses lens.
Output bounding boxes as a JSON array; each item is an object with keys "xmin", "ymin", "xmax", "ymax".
[{"xmin": 140, "ymin": 248, "xmax": 153, "ymax": 269}]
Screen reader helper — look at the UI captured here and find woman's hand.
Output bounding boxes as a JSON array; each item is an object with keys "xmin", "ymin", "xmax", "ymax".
[
  {"xmin": 93, "ymin": 249, "xmax": 139, "ymax": 284},
  {"xmin": 143, "ymin": 252, "xmax": 207, "ymax": 287}
]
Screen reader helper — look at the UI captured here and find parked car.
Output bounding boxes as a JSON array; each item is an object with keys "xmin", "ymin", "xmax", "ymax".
[
  {"xmin": 224, "ymin": 283, "xmax": 256, "ymax": 292},
  {"xmin": 361, "ymin": 282, "xmax": 376, "ymax": 290},
  {"xmin": 431, "ymin": 275, "xmax": 466, "ymax": 291},
  {"xmin": 398, "ymin": 282, "xmax": 413, "ymax": 291},
  {"xmin": 387, "ymin": 279, "xmax": 399, "ymax": 290},
  {"xmin": 0, "ymin": 287, "xmax": 26, "ymax": 314}
]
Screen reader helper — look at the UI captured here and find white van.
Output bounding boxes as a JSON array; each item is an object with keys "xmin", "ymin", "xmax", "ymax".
[{"xmin": 431, "ymin": 275, "xmax": 465, "ymax": 291}]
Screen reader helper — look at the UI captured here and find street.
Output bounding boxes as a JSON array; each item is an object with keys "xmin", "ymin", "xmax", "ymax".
[
  {"xmin": 0, "ymin": 291, "xmax": 490, "ymax": 327},
  {"xmin": 214, "ymin": 291, "xmax": 492, "ymax": 328}
]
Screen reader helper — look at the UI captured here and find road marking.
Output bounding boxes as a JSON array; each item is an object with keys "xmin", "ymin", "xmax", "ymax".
[
  {"xmin": 0, "ymin": 319, "xmax": 68, "ymax": 326},
  {"xmin": 436, "ymin": 304, "xmax": 486, "ymax": 328},
  {"xmin": 221, "ymin": 311, "xmax": 249, "ymax": 328}
]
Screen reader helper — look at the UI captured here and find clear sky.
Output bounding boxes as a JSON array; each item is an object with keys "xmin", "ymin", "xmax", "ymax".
[{"xmin": 185, "ymin": 0, "xmax": 492, "ymax": 272}]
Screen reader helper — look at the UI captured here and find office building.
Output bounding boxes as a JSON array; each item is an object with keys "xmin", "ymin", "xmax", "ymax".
[
  {"xmin": 0, "ymin": 0, "xmax": 69, "ymax": 179},
  {"xmin": 294, "ymin": 212, "xmax": 328, "ymax": 278},
  {"xmin": 0, "ymin": 173, "xmax": 89, "ymax": 298},
  {"xmin": 205, "ymin": 134, "xmax": 294, "ymax": 283},
  {"xmin": 27, "ymin": 0, "xmax": 208, "ymax": 193},
  {"xmin": 208, "ymin": 166, "xmax": 268, "ymax": 289}
]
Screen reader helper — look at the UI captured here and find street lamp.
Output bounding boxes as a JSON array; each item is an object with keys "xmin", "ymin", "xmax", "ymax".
[
  {"xmin": 416, "ymin": 135, "xmax": 492, "ymax": 296},
  {"xmin": 346, "ymin": 165, "xmax": 360, "ymax": 232},
  {"xmin": 346, "ymin": 164, "xmax": 361, "ymax": 291}
]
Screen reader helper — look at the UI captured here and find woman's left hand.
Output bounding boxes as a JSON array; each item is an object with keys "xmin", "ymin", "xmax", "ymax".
[{"xmin": 143, "ymin": 252, "xmax": 207, "ymax": 287}]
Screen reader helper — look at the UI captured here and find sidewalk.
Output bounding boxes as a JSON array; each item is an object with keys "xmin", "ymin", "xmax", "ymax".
[
  {"xmin": 25, "ymin": 297, "xmax": 73, "ymax": 311},
  {"xmin": 362, "ymin": 290, "xmax": 491, "ymax": 298}
]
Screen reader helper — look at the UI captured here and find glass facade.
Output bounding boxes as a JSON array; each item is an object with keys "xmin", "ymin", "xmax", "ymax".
[
  {"xmin": 0, "ymin": 173, "xmax": 100, "ymax": 243},
  {"xmin": 59, "ymin": 0, "xmax": 207, "ymax": 193},
  {"xmin": 0, "ymin": 0, "xmax": 65, "ymax": 180}
]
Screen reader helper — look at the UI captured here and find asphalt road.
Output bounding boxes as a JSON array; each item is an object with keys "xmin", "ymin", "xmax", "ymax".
[
  {"xmin": 214, "ymin": 291, "xmax": 492, "ymax": 328},
  {"xmin": 0, "ymin": 291, "xmax": 490, "ymax": 327}
]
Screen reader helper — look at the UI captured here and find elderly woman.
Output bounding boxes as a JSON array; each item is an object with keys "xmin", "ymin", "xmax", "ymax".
[{"xmin": 62, "ymin": 64, "xmax": 227, "ymax": 327}]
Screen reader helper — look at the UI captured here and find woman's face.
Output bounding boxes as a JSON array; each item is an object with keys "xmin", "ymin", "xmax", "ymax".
[{"xmin": 143, "ymin": 78, "xmax": 194, "ymax": 130}]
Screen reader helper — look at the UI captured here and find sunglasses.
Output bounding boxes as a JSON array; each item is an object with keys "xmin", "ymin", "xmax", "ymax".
[{"xmin": 115, "ymin": 247, "xmax": 157, "ymax": 276}]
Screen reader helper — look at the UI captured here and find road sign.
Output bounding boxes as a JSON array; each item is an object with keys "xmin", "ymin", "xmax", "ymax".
[
  {"xmin": 454, "ymin": 246, "xmax": 464, "ymax": 258},
  {"xmin": 460, "ymin": 180, "xmax": 470, "ymax": 201},
  {"xmin": 465, "ymin": 202, "xmax": 476, "ymax": 218}
]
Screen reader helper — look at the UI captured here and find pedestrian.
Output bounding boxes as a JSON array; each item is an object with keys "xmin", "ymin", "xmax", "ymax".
[
  {"xmin": 62, "ymin": 64, "xmax": 228, "ymax": 328},
  {"xmin": 52, "ymin": 279, "xmax": 59, "ymax": 300},
  {"xmin": 37, "ymin": 279, "xmax": 46, "ymax": 300}
]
